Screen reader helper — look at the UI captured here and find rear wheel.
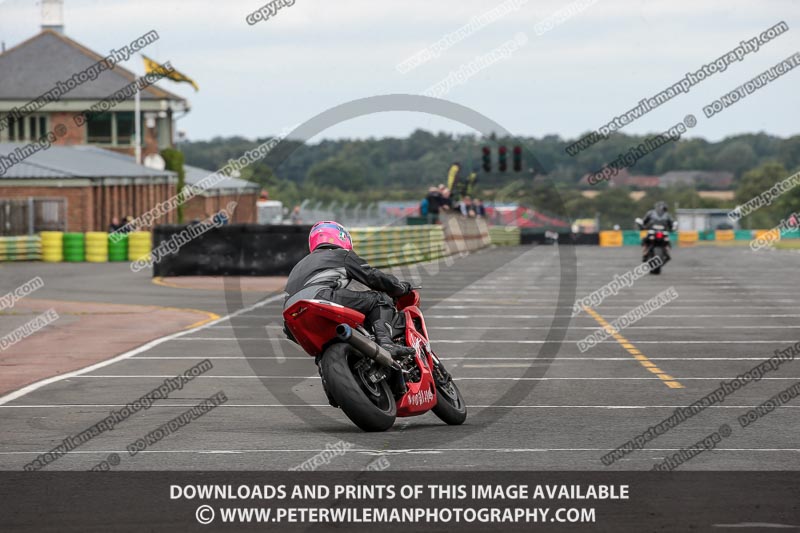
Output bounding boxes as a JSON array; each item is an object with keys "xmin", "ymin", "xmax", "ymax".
[
  {"xmin": 431, "ymin": 358, "xmax": 467, "ymax": 425},
  {"xmin": 651, "ymin": 247, "xmax": 664, "ymax": 275},
  {"xmin": 319, "ymin": 343, "xmax": 396, "ymax": 432}
]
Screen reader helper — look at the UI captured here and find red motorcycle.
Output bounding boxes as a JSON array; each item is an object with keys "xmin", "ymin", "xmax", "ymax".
[{"xmin": 283, "ymin": 289, "xmax": 467, "ymax": 431}]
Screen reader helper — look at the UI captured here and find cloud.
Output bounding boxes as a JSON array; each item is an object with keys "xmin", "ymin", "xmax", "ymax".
[{"xmin": 0, "ymin": 0, "xmax": 797, "ymax": 141}]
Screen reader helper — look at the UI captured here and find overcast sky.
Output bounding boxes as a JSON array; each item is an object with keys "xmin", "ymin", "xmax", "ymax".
[{"xmin": 0, "ymin": 0, "xmax": 797, "ymax": 143}]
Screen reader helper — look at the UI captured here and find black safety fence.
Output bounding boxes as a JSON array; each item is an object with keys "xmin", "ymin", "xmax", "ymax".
[
  {"xmin": 520, "ymin": 229, "xmax": 600, "ymax": 245},
  {"xmin": 152, "ymin": 224, "xmax": 312, "ymax": 277}
]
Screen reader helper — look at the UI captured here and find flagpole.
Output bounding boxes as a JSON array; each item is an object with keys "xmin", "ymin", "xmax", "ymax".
[{"xmin": 134, "ymin": 84, "xmax": 141, "ymax": 164}]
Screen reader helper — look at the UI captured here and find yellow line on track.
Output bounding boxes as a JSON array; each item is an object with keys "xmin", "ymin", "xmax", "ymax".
[{"xmin": 582, "ymin": 306, "xmax": 684, "ymax": 389}]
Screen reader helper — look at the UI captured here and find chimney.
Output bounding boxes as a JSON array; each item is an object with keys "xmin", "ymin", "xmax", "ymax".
[{"xmin": 41, "ymin": 0, "xmax": 64, "ymax": 34}]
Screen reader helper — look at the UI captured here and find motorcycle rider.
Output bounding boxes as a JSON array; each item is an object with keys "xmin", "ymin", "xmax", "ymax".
[
  {"xmin": 639, "ymin": 201, "xmax": 677, "ymax": 263},
  {"xmin": 283, "ymin": 221, "xmax": 416, "ymax": 358}
]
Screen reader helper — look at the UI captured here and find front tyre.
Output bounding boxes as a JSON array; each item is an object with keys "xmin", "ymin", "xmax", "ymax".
[
  {"xmin": 431, "ymin": 359, "xmax": 467, "ymax": 425},
  {"xmin": 319, "ymin": 343, "xmax": 396, "ymax": 432}
]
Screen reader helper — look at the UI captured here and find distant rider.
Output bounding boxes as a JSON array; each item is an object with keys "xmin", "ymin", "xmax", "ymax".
[
  {"xmin": 283, "ymin": 221, "xmax": 416, "ymax": 358},
  {"xmin": 639, "ymin": 201, "xmax": 677, "ymax": 263}
]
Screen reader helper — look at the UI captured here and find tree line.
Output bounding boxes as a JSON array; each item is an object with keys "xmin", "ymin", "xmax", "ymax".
[{"xmin": 179, "ymin": 129, "xmax": 800, "ymax": 229}]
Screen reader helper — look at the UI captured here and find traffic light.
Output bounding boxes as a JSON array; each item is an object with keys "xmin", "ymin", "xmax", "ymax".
[
  {"xmin": 498, "ymin": 146, "xmax": 507, "ymax": 172},
  {"xmin": 513, "ymin": 145, "xmax": 522, "ymax": 172},
  {"xmin": 481, "ymin": 146, "xmax": 491, "ymax": 172}
]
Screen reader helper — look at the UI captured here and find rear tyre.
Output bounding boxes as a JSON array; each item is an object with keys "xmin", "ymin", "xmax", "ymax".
[
  {"xmin": 431, "ymin": 360, "xmax": 467, "ymax": 425},
  {"xmin": 319, "ymin": 343, "xmax": 396, "ymax": 432},
  {"xmin": 651, "ymin": 247, "xmax": 664, "ymax": 275}
]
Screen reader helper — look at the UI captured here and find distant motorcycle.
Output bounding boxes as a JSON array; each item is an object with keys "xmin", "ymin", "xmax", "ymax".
[
  {"xmin": 635, "ymin": 218, "xmax": 675, "ymax": 275},
  {"xmin": 283, "ymin": 288, "xmax": 467, "ymax": 432}
]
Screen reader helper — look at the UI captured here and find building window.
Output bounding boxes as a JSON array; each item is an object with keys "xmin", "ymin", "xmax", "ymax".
[
  {"xmin": 5, "ymin": 113, "xmax": 48, "ymax": 142},
  {"xmin": 85, "ymin": 111, "xmax": 139, "ymax": 146},
  {"xmin": 116, "ymin": 112, "xmax": 135, "ymax": 145},
  {"xmin": 30, "ymin": 115, "xmax": 48, "ymax": 139},
  {"xmin": 6, "ymin": 115, "xmax": 21, "ymax": 141},
  {"xmin": 86, "ymin": 112, "xmax": 113, "ymax": 144}
]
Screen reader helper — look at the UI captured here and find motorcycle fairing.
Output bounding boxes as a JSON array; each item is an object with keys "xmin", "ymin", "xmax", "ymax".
[{"xmin": 283, "ymin": 299, "xmax": 366, "ymax": 357}]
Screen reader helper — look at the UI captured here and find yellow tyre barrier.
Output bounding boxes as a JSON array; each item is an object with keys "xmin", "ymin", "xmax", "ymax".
[
  {"xmin": 599, "ymin": 230, "xmax": 623, "ymax": 247},
  {"xmin": 754, "ymin": 229, "xmax": 780, "ymax": 243},
  {"xmin": 678, "ymin": 230, "xmax": 699, "ymax": 245},
  {"xmin": 85, "ymin": 231, "xmax": 108, "ymax": 262},
  {"xmin": 128, "ymin": 231, "xmax": 152, "ymax": 262},
  {"xmin": 40, "ymin": 231, "xmax": 64, "ymax": 262},
  {"xmin": 715, "ymin": 230, "xmax": 735, "ymax": 241}
]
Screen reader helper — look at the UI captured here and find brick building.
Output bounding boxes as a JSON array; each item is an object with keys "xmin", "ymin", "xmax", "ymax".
[
  {"xmin": 0, "ymin": 144, "xmax": 176, "ymax": 233},
  {"xmin": 182, "ymin": 165, "xmax": 260, "ymax": 223},
  {"xmin": 0, "ymin": 27, "xmax": 186, "ymax": 157},
  {"xmin": 0, "ymin": 10, "xmax": 260, "ymax": 233}
]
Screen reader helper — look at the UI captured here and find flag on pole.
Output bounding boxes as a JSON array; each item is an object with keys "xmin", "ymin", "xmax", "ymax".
[
  {"xmin": 142, "ymin": 55, "xmax": 199, "ymax": 91},
  {"xmin": 447, "ymin": 163, "xmax": 460, "ymax": 191}
]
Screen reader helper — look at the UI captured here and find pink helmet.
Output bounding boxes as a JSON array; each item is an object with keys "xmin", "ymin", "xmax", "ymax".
[{"xmin": 309, "ymin": 221, "xmax": 353, "ymax": 252}]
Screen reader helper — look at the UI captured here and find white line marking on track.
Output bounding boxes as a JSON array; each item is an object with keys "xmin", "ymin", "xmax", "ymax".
[
  {"xmin": 173, "ymin": 338, "xmax": 800, "ymax": 344},
  {"xmin": 451, "ymin": 357, "xmax": 797, "ymax": 361},
  {"xmin": 67, "ymin": 375, "xmax": 800, "ymax": 381},
  {"xmin": 1, "ymin": 448, "xmax": 799, "ymax": 455},
  {"xmin": 4, "ymin": 404, "xmax": 800, "ymax": 409},
  {"xmin": 73, "ymin": 375, "xmax": 319, "ymax": 379},
  {"xmin": 433, "ymin": 305, "xmax": 788, "ymax": 310},
  {"xmin": 234, "ymin": 313, "xmax": 800, "ymax": 319},
  {"xmin": 464, "ymin": 364, "xmax": 539, "ymax": 368},
  {"xmin": 424, "ymin": 314, "xmax": 800, "ymax": 319},
  {"xmin": 127, "ymin": 356, "xmax": 791, "ymax": 361},
  {"xmin": 426, "ymin": 326, "xmax": 800, "ymax": 330},
  {"xmin": 429, "ymin": 299, "xmax": 800, "ymax": 304},
  {"xmin": 209, "ymin": 325, "xmax": 800, "ymax": 330},
  {"xmin": 0, "ymin": 294, "xmax": 287, "ymax": 406}
]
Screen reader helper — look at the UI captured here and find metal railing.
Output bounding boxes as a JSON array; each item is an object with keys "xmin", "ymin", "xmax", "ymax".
[{"xmin": 297, "ymin": 200, "xmax": 412, "ymax": 227}]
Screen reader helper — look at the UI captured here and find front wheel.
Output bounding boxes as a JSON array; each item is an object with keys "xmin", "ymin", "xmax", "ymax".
[
  {"xmin": 319, "ymin": 343, "xmax": 396, "ymax": 432},
  {"xmin": 431, "ymin": 358, "xmax": 467, "ymax": 425}
]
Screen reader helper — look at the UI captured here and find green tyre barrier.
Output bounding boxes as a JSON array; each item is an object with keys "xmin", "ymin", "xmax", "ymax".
[
  {"xmin": 63, "ymin": 233, "xmax": 85, "ymax": 262},
  {"xmin": 108, "ymin": 234, "xmax": 129, "ymax": 262}
]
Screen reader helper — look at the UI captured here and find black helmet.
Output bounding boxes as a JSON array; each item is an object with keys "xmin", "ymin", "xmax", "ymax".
[{"xmin": 655, "ymin": 201, "xmax": 668, "ymax": 215}]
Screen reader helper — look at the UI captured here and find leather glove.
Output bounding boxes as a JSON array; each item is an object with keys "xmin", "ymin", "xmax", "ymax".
[{"xmin": 400, "ymin": 281, "xmax": 413, "ymax": 295}]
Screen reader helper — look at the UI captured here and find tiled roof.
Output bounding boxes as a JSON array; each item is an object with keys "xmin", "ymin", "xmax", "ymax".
[
  {"xmin": 0, "ymin": 30, "xmax": 183, "ymax": 102},
  {"xmin": 0, "ymin": 143, "xmax": 175, "ymax": 178}
]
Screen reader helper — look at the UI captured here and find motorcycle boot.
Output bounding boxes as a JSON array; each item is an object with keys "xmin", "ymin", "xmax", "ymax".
[{"xmin": 371, "ymin": 305, "xmax": 415, "ymax": 359}]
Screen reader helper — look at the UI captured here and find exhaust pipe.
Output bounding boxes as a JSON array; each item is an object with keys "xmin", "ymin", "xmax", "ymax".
[{"xmin": 336, "ymin": 324, "xmax": 397, "ymax": 369}]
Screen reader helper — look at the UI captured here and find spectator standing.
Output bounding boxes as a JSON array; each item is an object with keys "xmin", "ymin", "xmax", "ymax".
[
  {"xmin": 474, "ymin": 198, "xmax": 486, "ymax": 217},
  {"xmin": 118, "ymin": 215, "xmax": 134, "ymax": 234},
  {"xmin": 108, "ymin": 216, "xmax": 124, "ymax": 233},
  {"xmin": 440, "ymin": 188, "xmax": 453, "ymax": 212},
  {"xmin": 460, "ymin": 196, "xmax": 476, "ymax": 217},
  {"xmin": 425, "ymin": 186, "xmax": 441, "ymax": 224},
  {"xmin": 290, "ymin": 205, "xmax": 303, "ymax": 225}
]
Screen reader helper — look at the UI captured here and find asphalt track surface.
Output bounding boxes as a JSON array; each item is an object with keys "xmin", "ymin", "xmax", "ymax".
[{"xmin": 1, "ymin": 245, "xmax": 799, "ymax": 471}]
